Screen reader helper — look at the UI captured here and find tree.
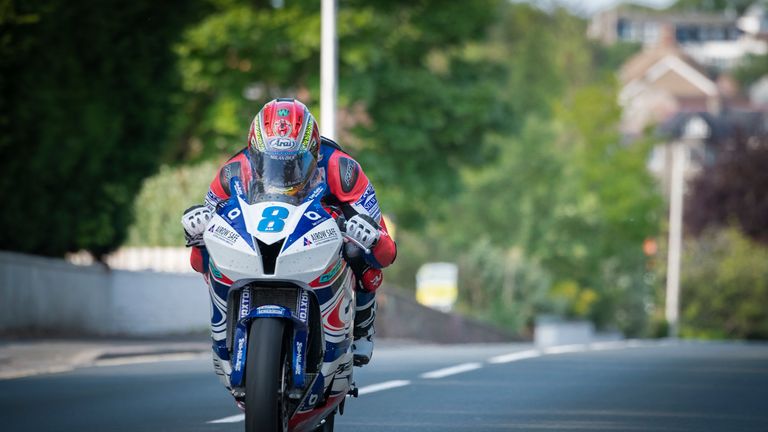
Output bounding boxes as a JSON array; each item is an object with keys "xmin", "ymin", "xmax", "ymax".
[
  {"xmin": 0, "ymin": 0, "xmax": 203, "ymax": 257},
  {"xmin": 171, "ymin": 0, "xmax": 506, "ymax": 227},
  {"xmin": 685, "ymin": 132, "xmax": 768, "ymax": 245},
  {"xmin": 678, "ymin": 228, "xmax": 768, "ymax": 339}
]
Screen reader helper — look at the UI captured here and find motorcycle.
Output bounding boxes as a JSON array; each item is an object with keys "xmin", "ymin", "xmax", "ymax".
[{"xmin": 203, "ymin": 175, "xmax": 364, "ymax": 432}]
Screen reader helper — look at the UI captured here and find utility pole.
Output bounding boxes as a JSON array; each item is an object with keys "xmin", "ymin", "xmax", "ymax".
[
  {"xmin": 320, "ymin": 0, "xmax": 337, "ymax": 140},
  {"xmin": 665, "ymin": 140, "xmax": 685, "ymax": 339},
  {"xmin": 665, "ymin": 116, "xmax": 709, "ymax": 338}
]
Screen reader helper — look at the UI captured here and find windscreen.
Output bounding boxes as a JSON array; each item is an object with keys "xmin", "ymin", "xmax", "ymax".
[{"xmin": 246, "ymin": 150, "xmax": 320, "ymax": 205}]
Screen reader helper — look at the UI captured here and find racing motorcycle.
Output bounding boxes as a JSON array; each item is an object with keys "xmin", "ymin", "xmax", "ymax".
[{"xmin": 203, "ymin": 175, "xmax": 364, "ymax": 432}]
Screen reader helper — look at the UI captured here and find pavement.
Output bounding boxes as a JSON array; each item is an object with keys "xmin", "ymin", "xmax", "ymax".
[
  {"xmin": 0, "ymin": 335, "xmax": 211, "ymax": 379},
  {"xmin": 1, "ymin": 338, "xmax": 768, "ymax": 431}
]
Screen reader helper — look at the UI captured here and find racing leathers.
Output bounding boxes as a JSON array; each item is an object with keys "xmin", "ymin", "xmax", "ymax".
[{"xmin": 189, "ymin": 137, "xmax": 396, "ymax": 389}]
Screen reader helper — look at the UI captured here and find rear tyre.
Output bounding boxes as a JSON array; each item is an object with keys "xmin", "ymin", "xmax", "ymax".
[{"xmin": 245, "ymin": 318, "xmax": 287, "ymax": 432}]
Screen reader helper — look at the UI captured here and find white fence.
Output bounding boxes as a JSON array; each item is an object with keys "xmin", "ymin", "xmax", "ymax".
[
  {"xmin": 66, "ymin": 247, "xmax": 195, "ymax": 273},
  {"xmin": 0, "ymin": 251, "xmax": 209, "ymax": 336}
]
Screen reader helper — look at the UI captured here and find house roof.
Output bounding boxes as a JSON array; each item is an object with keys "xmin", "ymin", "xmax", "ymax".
[{"xmin": 657, "ymin": 109, "xmax": 768, "ymax": 141}]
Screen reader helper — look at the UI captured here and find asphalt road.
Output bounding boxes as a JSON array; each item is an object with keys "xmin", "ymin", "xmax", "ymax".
[{"xmin": 1, "ymin": 341, "xmax": 767, "ymax": 432}]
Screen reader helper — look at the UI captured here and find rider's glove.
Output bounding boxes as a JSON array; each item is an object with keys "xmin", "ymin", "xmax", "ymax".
[
  {"xmin": 345, "ymin": 214, "xmax": 380, "ymax": 250},
  {"xmin": 181, "ymin": 205, "xmax": 212, "ymax": 247}
]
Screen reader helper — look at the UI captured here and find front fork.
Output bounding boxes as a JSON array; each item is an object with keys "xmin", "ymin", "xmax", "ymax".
[{"xmin": 229, "ymin": 288, "xmax": 312, "ymax": 392}]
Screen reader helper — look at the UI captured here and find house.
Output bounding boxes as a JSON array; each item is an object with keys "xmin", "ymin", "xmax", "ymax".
[
  {"xmin": 618, "ymin": 26, "xmax": 721, "ymax": 137},
  {"xmin": 589, "ymin": 4, "xmax": 768, "ymax": 71}
]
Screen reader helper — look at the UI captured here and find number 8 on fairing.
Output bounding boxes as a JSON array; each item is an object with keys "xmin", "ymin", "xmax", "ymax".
[{"xmin": 258, "ymin": 206, "xmax": 290, "ymax": 233}]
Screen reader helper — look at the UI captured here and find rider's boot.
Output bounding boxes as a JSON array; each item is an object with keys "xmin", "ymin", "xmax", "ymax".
[{"xmin": 353, "ymin": 289, "xmax": 376, "ymax": 366}]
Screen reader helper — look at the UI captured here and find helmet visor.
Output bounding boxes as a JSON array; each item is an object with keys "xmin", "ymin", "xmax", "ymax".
[{"xmin": 247, "ymin": 149, "xmax": 317, "ymax": 204}]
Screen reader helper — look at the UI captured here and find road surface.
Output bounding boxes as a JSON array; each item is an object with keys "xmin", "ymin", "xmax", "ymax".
[{"xmin": 1, "ymin": 341, "xmax": 767, "ymax": 431}]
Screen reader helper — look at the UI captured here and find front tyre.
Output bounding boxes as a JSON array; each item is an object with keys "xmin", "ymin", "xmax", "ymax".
[{"xmin": 245, "ymin": 318, "xmax": 287, "ymax": 432}]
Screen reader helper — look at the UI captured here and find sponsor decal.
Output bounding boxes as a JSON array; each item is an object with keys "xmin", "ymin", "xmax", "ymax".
[
  {"xmin": 295, "ymin": 341, "xmax": 303, "ymax": 371},
  {"xmin": 255, "ymin": 305, "xmax": 285, "ymax": 315},
  {"xmin": 303, "ymin": 237, "xmax": 313, "ymax": 247},
  {"xmin": 298, "ymin": 291, "xmax": 309, "ymax": 322},
  {"xmin": 319, "ymin": 260, "xmax": 343, "ymax": 284},
  {"xmin": 355, "ymin": 183, "xmax": 381, "ymax": 221},
  {"xmin": 213, "ymin": 225, "xmax": 240, "ymax": 245},
  {"xmin": 268, "ymin": 137, "xmax": 297, "ymax": 151},
  {"xmin": 273, "ymin": 119, "xmax": 292, "ymax": 137},
  {"xmin": 205, "ymin": 191, "xmax": 220, "ymax": 211},
  {"xmin": 234, "ymin": 337, "xmax": 246, "ymax": 372},
  {"xmin": 305, "ymin": 184, "xmax": 324, "ymax": 203},
  {"xmin": 339, "ymin": 158, "xmax": 358, "ymax": 193},
  {"xmin": 277, "ymin": 108, "xmax": 290, "ymax": 117},
  {"xmin": 239, "ymin": 289, "xmax": 251, "ymax": 319},
  {"xmin": 220, "ymin": 162, "xmax": 242, "ymax": 195},
  {"xmin": 309, "ymin": 228, "xmax": 339, "ymax": 245},
  {"xmin": 231, "ymin": 174, "xmax": 245, "ymax": 197}
]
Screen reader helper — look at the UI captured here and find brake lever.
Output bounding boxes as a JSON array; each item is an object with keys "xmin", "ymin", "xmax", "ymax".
[{"xmin": 342, "ymin": 233, "xmax": 371, "ymax": 255}]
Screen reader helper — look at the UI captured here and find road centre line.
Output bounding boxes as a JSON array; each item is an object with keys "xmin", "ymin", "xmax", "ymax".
[
  {"xmin": 419, "ymin": 362, "xmax": 483, "ymax": 379},
  {"xmin": 542, "ymin": 344, "xmax": 588, "ymax": 355},
  {"xmin": 487, "ymin": 349, "xmax": 541, "ymax": 364},
  {"xmin": 206, "ymin": 380, "xmax": 412, "ymax": 424},
  {"xmin": 207, "ymin": 413, "xmax": 245, "ymax": 424},
  {"xmin": 358, "ymin": 379, "xmax": 411, "ymax": 395}
]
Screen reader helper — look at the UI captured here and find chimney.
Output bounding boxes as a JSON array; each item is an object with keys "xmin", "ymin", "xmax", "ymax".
[{"xmin": 658, "ymin": 23, "xmax": 677, "ymax": 48}]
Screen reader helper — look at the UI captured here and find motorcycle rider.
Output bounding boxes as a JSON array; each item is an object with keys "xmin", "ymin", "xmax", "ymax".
[{"xmin": 181, "ymin": 98, "xmax": 396, "ymax": 392}]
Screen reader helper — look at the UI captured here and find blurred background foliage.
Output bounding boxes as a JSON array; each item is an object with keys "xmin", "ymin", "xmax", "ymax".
[{"xmin": 2, "ymin": 0, "xmax": 766, "ymax": 339}]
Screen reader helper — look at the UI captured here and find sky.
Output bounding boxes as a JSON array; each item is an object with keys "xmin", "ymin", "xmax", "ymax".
[{"xmin": 526, "ymin": 0, "xmax": 677, "ymax": 15}]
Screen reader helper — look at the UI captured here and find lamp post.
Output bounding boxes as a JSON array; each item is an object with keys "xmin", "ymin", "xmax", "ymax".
[
  {"xmin": 321, "ymin": 0, "xmax": 337, "ymax": 141},
  {"xmin": 665, "ymin": 115, "xmax": 710, "ymax": 338}
]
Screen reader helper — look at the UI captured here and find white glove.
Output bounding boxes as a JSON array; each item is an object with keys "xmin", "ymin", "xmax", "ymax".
[
  {"xmin": 345, "ymin": 214, "xmax": 380, "ymax": 250},
  {"xmin": 181, "ymin": 205, "xmax": 212, "ymax": 247}
]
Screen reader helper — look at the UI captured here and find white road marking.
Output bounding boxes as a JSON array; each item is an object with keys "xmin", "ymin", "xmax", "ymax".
[
  {"xmin": 93, "ymin": 352, "xmax": 207, "ymax": 367},
  {"xmin": 207, "ymin": 413, "xmax": 245, "ymax": 424},
  {"xmin": 419, "ymin": 362, "xmax": 483, "ymax": 379},
  {"xmin": 542, "ymin": 344, "xmax": 588, "ymax": 355},
  {"xmin": 590, "ymin": 341, "xmax": 629, "ymax": 351},
  {"xmin": 357, "ymin": 379, "xmax": 411, "ymax": 395},
  {"xmin": 0, "ymin": 366, "xmax": 76, "ymax": 380},
  {"xmin": 487, "ymin": 349, "xmax": 541, "ymax": 364},
  {"xmin": 205, "ymin": 380, "xmax": 412, "ymax": 424}
]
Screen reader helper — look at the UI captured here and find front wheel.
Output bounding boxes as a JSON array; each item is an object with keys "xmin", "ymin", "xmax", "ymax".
[{"xmin": 245, "ymin": 318, "xmax": 287, "ymax": 432}]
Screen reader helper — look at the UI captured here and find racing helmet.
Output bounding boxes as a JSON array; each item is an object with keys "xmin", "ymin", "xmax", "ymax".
[{"xmin": 247, "ymin": 98, "xmax": 321, "ymax": 199}]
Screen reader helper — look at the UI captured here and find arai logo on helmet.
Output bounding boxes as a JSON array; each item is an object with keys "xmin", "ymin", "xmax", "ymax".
[{"xmin": 268, "ymin": 138, "xmax": 297, "ymax": 151}]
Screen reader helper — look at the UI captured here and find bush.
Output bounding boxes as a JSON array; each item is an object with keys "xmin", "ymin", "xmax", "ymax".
[{"xmin": 679, "ymin": 228, "xmax": 768, "ymax": 340}]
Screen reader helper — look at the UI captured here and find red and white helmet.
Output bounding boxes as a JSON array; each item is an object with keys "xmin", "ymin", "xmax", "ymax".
[{"xmin": 247, "ymin": 98, "xmax": 321, "ymax": 198}]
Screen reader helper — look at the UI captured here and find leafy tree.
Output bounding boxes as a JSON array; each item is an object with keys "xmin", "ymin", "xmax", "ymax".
[
  {"xmin": 171, "ymin": 0, "xmax": 506, "ymax": 226},
  {"xmin": 668, "ymin": 0, "xmax": 755, "ymax": 13},
  {"xmin": 126, "ymin": 162, "xmax": 219, "ymax": 247},
  {"xmin": 685, "ymin": 132, "xmax": 768, "ymax": 245},
  {"xmin": 678, "ymin": 228, "xmax": 768, "ymax": 339},
  {"xmin": 0, "ymin": 0, "xmax": 203, "ymax": 257},
  {"xmin": 734, "ymin": 53, "xmax": 768, "ymax": 88}
]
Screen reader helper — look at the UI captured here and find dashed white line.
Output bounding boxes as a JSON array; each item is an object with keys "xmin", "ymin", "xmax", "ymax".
[
  {"xmin": 419, "ymin": 362, "xmax": 483, "ymax": 379},
  {"xmin": 357, "ymin": 379, "xmax": 411, "ymax": 395},
  {"xmin": 590, "ymin": 341, "xmax": 630, "ymax": 351},
  {"xmin": 487, "ymin": 349, "xmax": 541, "ymax": 364},
  {"xmin": 205, "ymin": 379, "xmax": 412, "ymax": 424},
  {"xmin": 542, "ymin": 344, "xmax": 588, "ymax": 355},
  {"xmin": 207, "ymin": 413, "xmax": 245, "ymax": 424}
]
